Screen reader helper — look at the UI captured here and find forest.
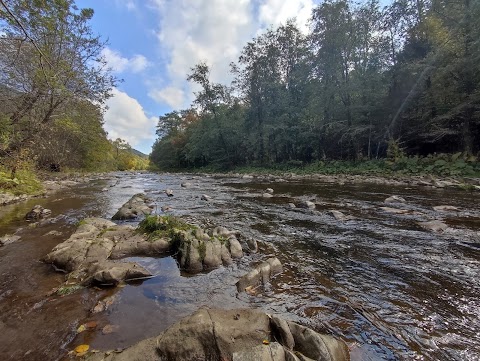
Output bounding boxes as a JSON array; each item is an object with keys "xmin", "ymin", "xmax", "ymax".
[
  {"xmin": 150, "ymin": 0, "xmax": 480, "ymax": 174},
  {"xmin": 0, "ymin": 0, "xmax": 147, "ymax": 193}
]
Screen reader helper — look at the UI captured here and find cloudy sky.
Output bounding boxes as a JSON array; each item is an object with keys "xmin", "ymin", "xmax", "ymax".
[{"xmin": 75, "ymin": 0, "xmax": 320, "ymax": 154}]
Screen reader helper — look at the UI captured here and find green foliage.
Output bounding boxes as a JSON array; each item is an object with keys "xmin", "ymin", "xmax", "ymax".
[
  {"xmin": 55, "ymin": 285, "xmax": 83, "ymax": 296},
  {"xmin": 0, "ymin": 164, "xmax": 43, "ymax": 195},
  {"xmin": 148, "ymin": 0, "xmax": 480, "ymax": 173},
  {"xmin": 137, "ymin": 215, "xmax": 197, "ymax": 242}
]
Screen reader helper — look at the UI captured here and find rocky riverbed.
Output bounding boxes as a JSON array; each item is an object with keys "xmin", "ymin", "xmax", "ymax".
[{"xmin": 0, "ymin": 171, "xmax": 479, "ymax": 361}]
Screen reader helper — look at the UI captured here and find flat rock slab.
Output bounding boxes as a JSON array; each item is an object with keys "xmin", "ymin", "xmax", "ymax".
[{"xmin": 86, "ymin": 308, "xmax": 349, "ymax": 361}]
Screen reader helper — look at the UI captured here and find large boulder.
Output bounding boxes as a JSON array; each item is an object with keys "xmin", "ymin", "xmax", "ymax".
[
  {"xmin": 86, "ymin": 308, "xmax": 349, "ymax": 361},
  {"xmin": 112, "ymin": 193, "xmax": 153, "ymax": 220},
  {"xmin": 43, "ymin": 218, "xmax": 153, "ymax": 286}
]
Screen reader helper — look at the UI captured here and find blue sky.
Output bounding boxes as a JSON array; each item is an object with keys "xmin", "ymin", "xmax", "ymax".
[{"xmin": 76, "ymin": 0, "xmax": 389, "ymax": 154}]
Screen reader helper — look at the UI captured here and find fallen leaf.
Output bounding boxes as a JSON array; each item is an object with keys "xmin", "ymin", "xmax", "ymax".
[
  {"xmin": 262, "ymin": 340, "xmax": 270, "ymax": 345},
  {"xmin": 102, "ymin": 324, "xmax": 120, "ymax": 335},
  {"xmin": 74, "ymin": 344, "xmax": 89, "ymax": 354},
  {"xmin": 76, "ymin": 324, "xmax": 86, "ymax": 333},
  {"xmin": 85, "ymin": 321, "xmax": 98, "ymax": 329}
]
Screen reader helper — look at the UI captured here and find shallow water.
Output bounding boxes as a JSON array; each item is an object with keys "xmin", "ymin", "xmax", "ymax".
[{"xmin": 0, "ymin": 172, "xmax": 479, "ymax": 360}]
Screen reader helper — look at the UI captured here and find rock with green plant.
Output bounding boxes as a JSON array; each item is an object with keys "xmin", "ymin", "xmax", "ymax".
[{"xmin": 43, "ymin": 215, "xmax": 248, "ymax": 293}]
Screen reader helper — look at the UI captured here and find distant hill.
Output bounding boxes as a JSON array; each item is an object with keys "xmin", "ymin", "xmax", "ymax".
[{"xmin": 130, "ymin": 148, "xmax": 149, "ymax": 159}]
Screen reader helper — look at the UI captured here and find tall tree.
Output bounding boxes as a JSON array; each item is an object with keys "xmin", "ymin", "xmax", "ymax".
[{"xmin": 0, "ymin": 0, "xmax": 116, "ymax": 174}]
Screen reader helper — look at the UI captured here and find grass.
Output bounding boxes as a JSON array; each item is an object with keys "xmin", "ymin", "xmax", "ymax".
[
  {"xmin": 137, "ymin": 215, "xmax": 197, "ymax": 243},
  {"xmin": 0, "ymin": 166, "xmax": 43, "ymax": 196},
  {"xmin": 56, "ymin": 285, "xmax": 83, "ymax": 296}
]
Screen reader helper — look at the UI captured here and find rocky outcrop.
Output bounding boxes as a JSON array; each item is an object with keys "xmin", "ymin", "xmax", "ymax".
[
  {"xmin": 42, "ymin": 218, "xmax": 154, "ymax": 286},
  {"xmin": 111, "ymin": 193, "xmax": 153, "ymax": 220},
  {"xmin": 25, "ymin": 205, "xmax": 52, "ymax": 220},
  {"xmin": 86, "ymin": 308, "xmax": 349, "ymax": 361},
  {"xmin": 43, "ymin": 216, "xmax": 247, "ymax": 287},
  {"xmin": 236, "ymin": 257, "xmax": 282, "ymax": 293}
]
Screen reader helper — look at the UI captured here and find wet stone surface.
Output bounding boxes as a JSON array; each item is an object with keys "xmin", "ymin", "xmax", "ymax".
[{"xmin": 0, "ymin": 172, "xmax": 479, "ymax": 361}]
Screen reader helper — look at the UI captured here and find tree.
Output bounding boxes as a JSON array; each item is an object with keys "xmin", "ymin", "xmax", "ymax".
[{"xmin": 0, "ymin": 0, "xmax": 116, "ymax": 174}]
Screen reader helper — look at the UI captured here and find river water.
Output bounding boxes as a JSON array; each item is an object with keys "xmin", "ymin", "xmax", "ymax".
[{"xmin": 0, "ymin": 172, "xmax": 479, "ymax": 361}]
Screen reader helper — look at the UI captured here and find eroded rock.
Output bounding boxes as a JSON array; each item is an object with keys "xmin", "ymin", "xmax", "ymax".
[
  {"xmin": 25, "ymin": 205, "xmax": 52, "ymax": 221},
  {"xmin": 86, "ymin": 308, "xmax": 349, "ymax": 361},
  {"xmin": 111, "ymin": 193, "xmax": 153, "ymax": 220},
  {"xmin": 236, "ymin": 257, "xmax": 283, "ymax": 293}
]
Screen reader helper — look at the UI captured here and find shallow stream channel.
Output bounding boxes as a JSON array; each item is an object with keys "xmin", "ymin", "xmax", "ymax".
[{"xmin": 0, "ymin": 172, "xmax": 479, "ymax": 361}]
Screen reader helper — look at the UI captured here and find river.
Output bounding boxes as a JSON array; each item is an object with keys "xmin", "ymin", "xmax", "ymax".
[{"xmin": 0, "ymin": 172, "xmax": 479, "ymax": 361}]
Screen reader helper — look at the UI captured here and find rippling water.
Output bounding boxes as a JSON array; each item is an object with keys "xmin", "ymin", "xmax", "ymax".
[{"xmin": 0, "ymin": 172, "xmax": 479, "ymax": 361}]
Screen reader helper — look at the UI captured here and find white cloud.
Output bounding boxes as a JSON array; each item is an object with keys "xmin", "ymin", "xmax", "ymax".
[
  {"xmin": 148, "ymin": 87, "xmax": 185, "ymax": 109},
  {"xmin": 148, "ymin": 0, "xmax": 256, "ymax": 108},
  {"xmin": 147, "ymin": 0, "xmax": 317, "ymax": 109},
  {"xmin": 104, "ymin": 88, "xmax": 157, "ymax": 150},
  {"xmin": 101, "ymin": 47, "xmax": 150, "ymax": 74},
  {"xmin": 259, "ymin": 0, "xmax": 314, "ymax": 34}
]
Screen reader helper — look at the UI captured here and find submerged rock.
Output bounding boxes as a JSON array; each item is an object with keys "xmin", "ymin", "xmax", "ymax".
[
  {"xmin": 236, "ymin": 257, "xmax": 283, "ymax": 293},
  {"xmin": 329, "ymin": 210, "xmax": 353, "ymax": 221},
  {"xmin": 25, "ymin": 205, "xmax": 52, "ymax": 221},
  {"xmin": 201, "ymin": 194, "xmax": 211, "ymax": 201},
  {"xmin": 433, "ymin": 205, "xmax": 459, "ymax": 212},
  {"xmin": 299, "ymin": 200, "xmax": 316, "ymax": 210},
  {"xmin": 379, "ymin": 206, "xmax": 410, "ymax": 215},
  {"xmin": 418, "ymin": 220, "xmax": 449, "ymax": 233},
  {"xmin": 111, "ymin": 193, "xmax": 153, "ymax": 220},
  {"xmin": 0, "ymin": 234, "xmax": 21, "ymax": 246},
  {"xmin": 86, "ymin": 308, "xmax": 349, "ymax": 361},
  {"xmin": 384, "ymin": 195, "xmax": 406, "ymax": 203}
]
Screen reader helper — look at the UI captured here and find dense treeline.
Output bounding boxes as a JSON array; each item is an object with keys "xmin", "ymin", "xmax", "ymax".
[
  {"xmin": 151, "ymin": 0, "xmax": 480, "ymax": 171},
  {"xmin": 0, "ymin": 0, "xmax": 147, "ymax": 192}
]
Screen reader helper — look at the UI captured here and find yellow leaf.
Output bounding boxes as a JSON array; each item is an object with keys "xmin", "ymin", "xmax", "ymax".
[
  {"xmin": 262, "ymin": 340, "xmax": 269, "ymax": 345},
  {"xmin": 74, "ymin": 344, "xmax": 89, "ymax": 354},
  {"xmin": 76, "ymin": 324, "xmax": 86, "ymax": 333}
]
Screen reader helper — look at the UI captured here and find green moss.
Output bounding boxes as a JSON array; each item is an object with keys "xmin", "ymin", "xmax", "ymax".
[
  {"xmin": 138, "ymin": 215, "xmax": 197, "ymax": 247},
  {"xmin": 198, "ymin": 241, "xmax": 206, "ymax": 261},
  {"xmin": 216, "ymin": 235, "xmax": 230, "ymax": 247},
  {"xmin": 77, "ymin": 219, "xmax": 88, "ymax": 227},
  {"xmin": 56, "ymin": 284, "xmax": 83, "ymax": 296}
]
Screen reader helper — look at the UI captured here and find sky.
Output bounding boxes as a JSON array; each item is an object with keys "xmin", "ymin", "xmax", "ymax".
[
  {"xmin": 76, "ymin": 0, "xmax": 390, "ymax": 154},
  {"xmin": 75, "ymin": 0, "xmax": 321, "ymax": 154}
]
